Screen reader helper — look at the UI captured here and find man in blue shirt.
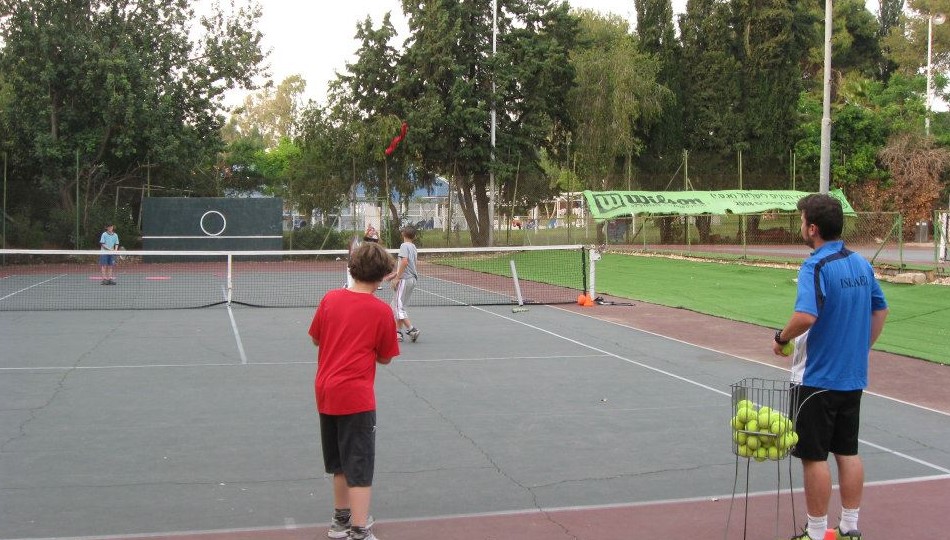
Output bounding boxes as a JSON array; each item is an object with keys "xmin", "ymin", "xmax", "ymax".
[
  {"xmin": 98, "ymin": 223, "xmax": 120, "ymax": 285},
  {"xmin": 773, "ymin": 194, "xmax": 888, "ymax": 540}
]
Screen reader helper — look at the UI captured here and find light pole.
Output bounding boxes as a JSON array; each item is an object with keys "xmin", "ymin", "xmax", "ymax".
[{"xmin": 926, "ymin": 12, "xmax": 945, "ymax": 137}]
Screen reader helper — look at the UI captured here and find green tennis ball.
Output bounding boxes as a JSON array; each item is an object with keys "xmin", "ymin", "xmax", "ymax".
[
  {"xmin": 757, "ymin": 407, "xmax": 773, "ymax": 426},
  {"xmin": 736, "ymin": 399, "xmax": 756, "ymax": 411},
  {"xmin": 781, "ymin": 340, "xmax": 794, "ymax": 356},
  {"xmin": 737, "ymin": 444, "xmax": 752, "ymax": 458},
  {"xmin": 745, "ymin": 435, "xmax": 760, "ymax": 450},
  {"xmin": 734, "ymin": 431, "xmax": 748, "ymax": 445},
  {"xmin": 732, "ymin": 416, "xmax": 745, "ymax": 430},
  {"xmin": 745, "ymin": 419, "xmax": 759, "ymax": 433},
  {"xmin": 754, "ymin": 447, "xmax": 768, "ymax": 462},
  {"xmin": 770, "ymin": 419, "xmax": 787, "ymax": 435},
  {"xmin": 736, "ymin": 407, "xmax": 753, "ymax": 423},
  {"xmin": 768, "ymin": 446, "xmax": 781, "ymax": 461}
]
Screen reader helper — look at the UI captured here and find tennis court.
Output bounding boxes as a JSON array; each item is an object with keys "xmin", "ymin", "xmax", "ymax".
[{"xmin": 1, "ymin": 256, "xmax": 949, "ymax": 539}]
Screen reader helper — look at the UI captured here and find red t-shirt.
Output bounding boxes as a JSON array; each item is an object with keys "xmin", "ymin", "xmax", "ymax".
[{"xmin": 308, "ymin": 289, "xmax": 399, "ymax": 415}]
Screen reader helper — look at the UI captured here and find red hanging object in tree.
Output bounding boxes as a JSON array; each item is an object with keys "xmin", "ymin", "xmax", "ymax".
[{"xmin": 384, "ymin": 122, "xmax": 409, "ymax": 156}]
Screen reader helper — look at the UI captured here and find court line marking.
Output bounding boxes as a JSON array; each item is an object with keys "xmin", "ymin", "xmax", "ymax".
[
  {"xmin": 463, "ymin": 303, "xmax": 950, "ymax": 475},
  {"xmin": 0, "ymin": 355, "xmax": 609, "ymax": 371},
  {"xmin": 217, "ymin": 283, "xmax": 249, "ymax": 364},
  {"xmin": 11, "ymin": 474, "xmax": 949, "ymax": 540},
  {"xmin": 0, "ymin": 274, "xmax": 66, "ymax": 301},
  {"xmin": 225, "ymin": 300, "xmax": 248, "ymax": 365},
  {"xmin": 552, "ymin": 304, "xmax": 950, "ymax": 418}
]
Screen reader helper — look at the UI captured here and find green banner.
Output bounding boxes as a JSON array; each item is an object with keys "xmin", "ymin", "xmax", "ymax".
[{"xmin": 583, "ymin": 189, "xmax": 855, "ymax": 220}]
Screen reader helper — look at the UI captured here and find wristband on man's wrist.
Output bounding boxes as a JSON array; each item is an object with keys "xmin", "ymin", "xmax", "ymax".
[{"xmin": 774, "ymin": 330, "xmax": 790, "ymax": 345}]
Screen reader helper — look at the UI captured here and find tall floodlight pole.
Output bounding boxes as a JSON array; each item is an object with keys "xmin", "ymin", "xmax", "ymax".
[
  {"xmin": 927, "ymin": 13, "xmax": 946, "ymax": 137},
  {"xmin": 488, "ymin": 0, "xmax": 497, "ymax": 246},
  {"xmin": 818, "ymin": 0, "xmax": 833, "ymax": 194}
]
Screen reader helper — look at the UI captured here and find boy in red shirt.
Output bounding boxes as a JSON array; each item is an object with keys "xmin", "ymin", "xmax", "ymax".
[{"xmin": 309, "ymin": 242, "xmax": 399, "ymax": 540}]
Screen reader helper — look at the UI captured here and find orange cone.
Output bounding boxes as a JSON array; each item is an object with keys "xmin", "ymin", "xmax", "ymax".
[
  {"xmin": 577, "ymin": 294, "xmax": 586, "ymax": 305},
  {"xmin": 583, "ymin": 295, "xmax": 595, "ymax": 307},
  {"xmin": 823, "ymin": 529, "xmax": 837, "ymax": 540}
]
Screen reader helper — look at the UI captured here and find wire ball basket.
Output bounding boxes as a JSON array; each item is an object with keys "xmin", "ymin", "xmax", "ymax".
[{"xmin": 730, "ymin": 378, "xmax": 799, "ymax": 462}]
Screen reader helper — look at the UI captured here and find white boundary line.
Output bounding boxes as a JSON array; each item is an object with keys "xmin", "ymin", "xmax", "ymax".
[
  {"xmin": 11, "ymin": 474, "xmax": 949, "ymax": 540},
  {"xmin": 552, "ymin": 304, "xmax": 950, "ymax": 418},
  {"xmin": 225, "ymin": 302, "xmax": 248, "ymax": 365},
  {"xmin": 0, "ymin": 355, "xmax": 610, "ymax": 371},
  {"xmin": 0, "ymin": 274, "xmax": 66, "ymax": 301},
  {"xmin": 470, "ymin": 303, "xmax": 950, "ymax": 475}
]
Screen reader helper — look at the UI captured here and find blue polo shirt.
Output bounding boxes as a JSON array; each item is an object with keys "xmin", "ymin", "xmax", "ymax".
[{"xmin": 791, "ymin": 240, "xmax": 887, "ymax": 391}]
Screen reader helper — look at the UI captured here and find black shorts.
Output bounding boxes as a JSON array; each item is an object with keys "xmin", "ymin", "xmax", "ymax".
[
  {"xmin": 320, "ymin": 411, "xmax": 376, "ymax": 487},
  {"xmin": 791, "ymin": 386, "xmax": 862, "ymax": 461}
]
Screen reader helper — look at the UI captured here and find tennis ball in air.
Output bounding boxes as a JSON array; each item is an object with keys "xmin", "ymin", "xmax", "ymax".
[{"xmin": 781, "ymin": 341, "xmax": 794, "ymax": 356}]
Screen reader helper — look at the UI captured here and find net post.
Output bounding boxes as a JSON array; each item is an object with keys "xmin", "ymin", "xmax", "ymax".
[
  {"xmin": 226, "ymin": 253, "xmax": 233, "ymax": 306},
  {"xmin": 509, "ymin": 259, "xmax": 524, "ymax": 306},
  {"xmin": 587, "ymin": 246, "xmax": 601, "ymax": 300}
]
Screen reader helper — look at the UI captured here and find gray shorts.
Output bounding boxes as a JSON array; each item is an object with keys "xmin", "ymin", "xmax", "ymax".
[{"xmin": 392, "ymin": 277, "xmax": 416, "ymax": 320}]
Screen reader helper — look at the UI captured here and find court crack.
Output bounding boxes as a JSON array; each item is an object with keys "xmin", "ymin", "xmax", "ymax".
[
  {"xmin": 1, "ymin": 324, "xmax": 121, "ymax": 453},
  {"xmin": 387, "ymin": 369, "xmax": 580, "ymax": 540}
]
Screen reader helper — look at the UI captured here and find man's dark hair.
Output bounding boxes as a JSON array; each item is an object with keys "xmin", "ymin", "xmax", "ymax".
[
  {"xmin": 400, "ymin": 225, "xmax": 417, "ymax": 241},
  {"xmin": 797, "ymin": 193, "xmax": 843, "ymax": 240},
  {"xmin": 349, "ymin": 242, "xmax": 394, "ymax": 283}
]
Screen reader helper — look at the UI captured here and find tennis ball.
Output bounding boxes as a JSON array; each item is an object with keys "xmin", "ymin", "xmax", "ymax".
[
  {"xmin": 770, "ymin": 419, "xmax": 787, "ymax": 435},
  {"xmin": 781, "ymin": 341, "xmax": 794, "ymax": 356},
  {"xmin": 731, "ymin": 416, "xmax": 745, "ymax": 430},
  {"xmin": 736, "ymin": 399, "xmax": 756, "ymax": 411},
  {"xmin": 733, "ymin": 431, "xmax": 748, "ymax": 445},
  {"xmin": 780, "ymin": 432, "xmax": 797, "ymax": 449},
  {"xmin": 737, "ymin": 444, "xmax": 752, "ymax": 458},
  {"xmin": 757, "ymin": 407, "xmax": 773, "ymax": 426},
  {"xmin": 745, "ymin": 419, "xmax": 759, "ymax": 433},
  {"xmin": 768, "ymin": 446, "xmax": 781, "ymax": 461},
  {"xmin": 760, "ymin": 434, "xmax": 774, "ymax": 448},
  {"xmin": 736, "ymin": 406, "xmax": 753, "ymax": 423},
  {"xmin": 754, "ymin": 447, "xmax": 768, "ymax": 462},
  {"xmin": 745, "ymin": 435, "xmax": 760, "ymax": 450}
]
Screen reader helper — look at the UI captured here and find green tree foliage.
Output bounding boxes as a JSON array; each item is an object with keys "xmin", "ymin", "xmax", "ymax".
[
  {"xmin": 735, "ymin": 0, "xmax": 816, "ymax": 173},
  {"xmin": 793, "ymin": 73, "xmax": 925, "ymax": 193},
  {"xmin": 223, "ymin": 75, "xmax": 307, "ymax": 147},
  {"xmin": 0, "ymin": 0, "xmax": 265, "ymax": 247},
  {"xmin": 635, "ymin": 0, "xmax": 684, "ymax": 163},
  {"xmin": 568, "ymin": 10, "xmax": 669, "ymax": 190},
  {"xmin": 678, "ymin": 0, "xmax": 744, "ymax": 182},
  {"xmin": 393, "ymin": 0, "xmax": 577, "ymax": 246},
  {"xmin": 883, "ymin": 0, "xmax": 950, "ymax": 79}
]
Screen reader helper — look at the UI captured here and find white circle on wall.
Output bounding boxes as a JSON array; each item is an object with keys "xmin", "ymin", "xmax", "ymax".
[{"xmin": 200, "ymin": 210, "xmax": 227, "ymax": 236}]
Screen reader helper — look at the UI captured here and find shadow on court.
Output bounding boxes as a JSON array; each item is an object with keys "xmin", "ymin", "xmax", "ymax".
[{"xmin": 1, "ymin": 301, "xmax": 948, "ymax": 539}]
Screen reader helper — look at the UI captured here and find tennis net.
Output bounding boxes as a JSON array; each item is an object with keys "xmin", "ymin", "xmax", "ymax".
[{"xmin": 0, "ymin": 245, "xmax": 590, "ymax": 311}]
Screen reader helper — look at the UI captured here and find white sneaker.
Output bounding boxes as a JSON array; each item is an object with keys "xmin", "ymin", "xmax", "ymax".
[{"xmin": 407, "ymin": 328, "xmax": 420, "ymax": 342}]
